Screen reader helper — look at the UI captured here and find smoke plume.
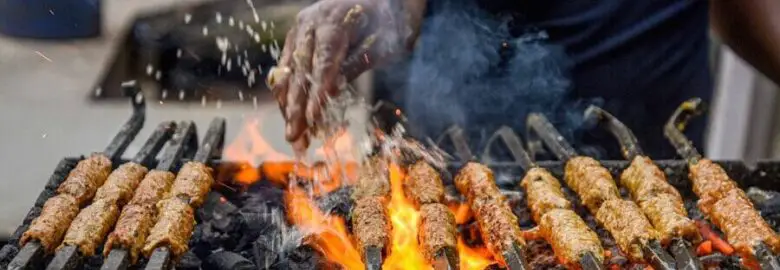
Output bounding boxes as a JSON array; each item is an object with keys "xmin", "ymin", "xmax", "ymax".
[{"xmin": 378, "ymin": 0, "xmax": 600, "ymax": 158}]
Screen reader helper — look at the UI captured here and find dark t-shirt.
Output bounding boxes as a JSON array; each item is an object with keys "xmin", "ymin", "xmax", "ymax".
[{"xmin": 375, "ymin": 0, "xmax": 712, "ymax": 159}]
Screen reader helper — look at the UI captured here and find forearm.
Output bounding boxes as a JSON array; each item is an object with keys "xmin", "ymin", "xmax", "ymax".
[
  {"xmin": 402, "ymin": 0, "xmax": 427, "ymax": 49},
  {"xmin": 710, "ymin": 0, "xmax": 780, "ymax": 85}
]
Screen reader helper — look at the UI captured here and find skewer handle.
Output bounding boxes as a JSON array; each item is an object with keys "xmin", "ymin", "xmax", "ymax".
[
  {"xmin": 669, "ymin": 238, "xmax": 703, "ymax": 270},
  {"xmin": 481, "ymin": 126, "xmax": 537, "ymax": 170},
  {"xmin": 156, "ymin": 121, "xmax": 198, "ymax": 171},
  {"xmin": 663, "ymin": 98, "xmax": 705, "ymax": 164},
  {"xmin": 101, "ymin": 249, "xmax": 131, "ymax": 270},
  {"xmin": 579, "ymin": 251, "xmax": 605, "ymax": 270},
  {"xmin": 193, "ymin": 118, "xmax": 226, "ymax": 164},
  {"xmin": 363, "ymin": 246, "xmax": 383, "ymax": 270},
  {"xmin": 502, "ymin": 242, "xmax": 530, "ymax": 270},
  {"xmin": 45, "ymin": 245, "xmax": 80, "ymax": 270},
  {"xmin": 103, "ymin": 81, "xmax": 146, "ymax": 161},
  {"xmin": 755, "ymin": 242, "xmax": 780, "ymax": 270},
  {"xmin": 131, "ymin": 121, "xmax": 176, "ymax": 166},
  {"xmin": 526, "ymin": 113, "xmax": 578, "ymax": 161},
  {"xmin": 584, "ymin": 105, "xmax": 644, "ymax": 160},
  {"xmin": 435, "ymin": 125, "xmax": 474, "ymax": 162},
  {"xmin": 432, "ymin": 247, "xmax": 459, "ymax": 270},
  {"xmin": 7, "ymin": 241, "xmax": 45, "ymax": 270},
  {"xmin": 145, "ymin": 247, "xmax": 173, "ymax": 270},
  {"xmin": 643, "ymin": 241, "xmax": 676, "ymax": 270}
]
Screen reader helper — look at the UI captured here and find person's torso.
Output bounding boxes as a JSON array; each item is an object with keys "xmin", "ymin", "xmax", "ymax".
[{"xmin": 375, "ymin": 0, "xmax": 713, "ymax": 159}]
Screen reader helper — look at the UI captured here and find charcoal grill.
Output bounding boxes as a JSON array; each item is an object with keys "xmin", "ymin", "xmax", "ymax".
[{"xmin": 2, "ymin": 105, "xmax": 780, "ymax": 269}]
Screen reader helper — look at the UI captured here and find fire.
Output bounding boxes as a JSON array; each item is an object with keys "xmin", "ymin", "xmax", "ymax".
[
  {"xmin": 225, "ymin": 114, "xmax": 496, "ymax": 269},
  {"xmin": 458, "ymin": 238, "xmax": 495, "ymax": 270},
  {"xmin": 383, "ymin": 164, "xmax": 430, "ymax": 269},
  {"xmin": 224, "ymin": 114, "xmax": 357, "ymax": 186},
  {"xmin": 285, "ymin": 186, "xmax": 364, "ymax": 270},
  {"xmin": 448, "ymin": 203, "xmax": 496, "ymax": 270}
]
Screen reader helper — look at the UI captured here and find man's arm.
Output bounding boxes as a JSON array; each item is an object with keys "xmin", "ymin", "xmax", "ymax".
[
  {"xmin": 710, "ymin": 0, "xmax": 780, "ymax": 85},
  {"xmin": 403, "ymin": 0, "xmax": 428, "ymax": 49}
]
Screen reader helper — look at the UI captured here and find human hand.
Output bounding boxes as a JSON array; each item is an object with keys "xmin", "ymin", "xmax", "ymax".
[{"xmin": 267, "ymin": 0, "xmax": 418, "ymax": 152}]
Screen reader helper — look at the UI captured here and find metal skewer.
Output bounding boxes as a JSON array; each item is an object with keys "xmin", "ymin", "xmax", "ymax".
[
  {"xmin": 665, "ymin": 98, "xmax": 780, "ymax": 270},
  {"xmin": 663, "ymin": 98, "xmax": 705, "ymax": 165},
  {"xmin": 145, "ymin": 118, "xmax": 226, "ymax": 270},
  {"xmin": 526, "ymin": 112, "xmax": 677, "ymax": 270},
  {"xmin": 100, "ymin": 121, "xmax": 199, "ymax": 270},
  {"xmin": 585, "ymin": 105, "xmax": 703, "ymax": 270},
  {"xmin": 8, "ymin": 83, "xmax": 146, "ymax": 270},
  {"xmin": 488, "ymin": 126, "xmax": 604, "ymax": 270},
  {"xmin": 363, "ymin": 246, "xmax": 383, "ymax": 270},
  {"xmin": 46, "ymin": 121, "xmax": 177, "ymax": 270},
  {"xmin": 431, "ymin": 247, "xmax": 459, "ymax": 270}
]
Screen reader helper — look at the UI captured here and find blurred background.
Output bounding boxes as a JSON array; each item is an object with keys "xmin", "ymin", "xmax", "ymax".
[{"xmin": 0, "ymin": 0, "xmax": 778, "ymax": 239}]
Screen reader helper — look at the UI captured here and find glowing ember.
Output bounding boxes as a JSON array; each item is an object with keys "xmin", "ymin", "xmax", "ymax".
[
  {"xmin": 285, "ymin": 187, "xmax": 364, "ymax": 270},
  {"xmin": 383, "ymin": 164, "xmax": 429, "ymax": 269}
]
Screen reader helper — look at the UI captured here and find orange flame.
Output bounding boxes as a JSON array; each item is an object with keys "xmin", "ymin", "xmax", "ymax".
[
  {"xmin": 224, "ymin": 115, "xmax": 357, "ymax": 187},
  {"xmin": 285, "ymin": 187, "xmax": 364, "ymax": 270},
  {"xmin": 458, "ymin": 238, "xmax": 496, "ymax": 270},
  {"xmin": 447, "ymin": 202, "xmax": 497, "ymax": 270},
  {"xmin": 383, "ymin": 163, "xmax": 429, "ymax": 269}
]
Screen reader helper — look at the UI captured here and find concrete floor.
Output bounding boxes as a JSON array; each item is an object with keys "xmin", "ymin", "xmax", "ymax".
[{"xmin": 0, "ymin": 0, "xmax": 349, "ymax": 236}]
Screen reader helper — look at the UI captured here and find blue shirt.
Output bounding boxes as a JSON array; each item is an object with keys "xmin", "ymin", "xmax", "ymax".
[{"xmin": 374, "ymin": 0, "xmax": 712, "ymax": 159}]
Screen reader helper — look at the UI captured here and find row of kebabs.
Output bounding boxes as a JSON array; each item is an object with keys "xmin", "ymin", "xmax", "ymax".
[
  {"xmin": 19, "ymin": 153, "xmax": 214, "ymax": 264},
  {"xmin": 349, "ymin": 147, "xmax": 780, "ymax": 269}
]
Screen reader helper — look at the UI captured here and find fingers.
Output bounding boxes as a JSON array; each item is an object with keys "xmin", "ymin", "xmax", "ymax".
[
  {"xmin": 306, "ymin": 24, "xmax": 351, "ymax": 124},
  {"xmin": 340, "ymin": 33, "xmax": 380, "ymax": 81},
  {"xmin": 269, "ymin": 29, "xmax": 297, "ymax": 109},
  {"xmin": 285, "ymin": 25, "xmax": 315, "ymax": 142}
]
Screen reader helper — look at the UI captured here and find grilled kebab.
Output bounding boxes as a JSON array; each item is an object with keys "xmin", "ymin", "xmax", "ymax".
[
  {"xmin": 59, "ymin": 162, "xmax": 148, "ymax": 256},
  {"xmin": 104, "ymin": 170, "xmax": 176, "ymax": 263},
  {"xmin": 19, "ymin": 154, "xmax": 112, "ymax": 253},
  {"xmin": 690, "ymin": 159, "xmax": 780, "ymax": 257},
  {"xmin": 454, "ymin": 162, "xmax": 526, "ymax": 265},
  {"xmin": 351, "ymin": 157, "xmax": 392, "ymax": 259},
  {"xmin": 521, "ymin": 168, "xmax": 604, "ymax": 269},
  {"xmin": 142, "ymin": 161, "xmax": 213, "ymax": 259},
  {"xmin": 565, "ymin": 156, "xmax": 662, "ymax": 262},
  {"xmin": 621, "ymin": 156, "xmax": 699, "ymax": 245},
  {"xmin": 405, "ymin": 161, "xmax": 457, "ymax": 265}
]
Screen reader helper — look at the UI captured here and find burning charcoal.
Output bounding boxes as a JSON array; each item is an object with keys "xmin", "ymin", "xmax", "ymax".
[
  {"xmin": 200, "ymin": 223, "xmax": 234, "ymax": 251},
  {"xmin": 504, "ymin": 190, "xmax": 534, "ymax": 228},
  {"xmin": 189, "ymin": 223, "xmax": 213, "ymax": 258},
  {"xmin": 198, "ymin": 192, "xmax": 239, "ymax": 221},
  {"xmin": 204, "ymin": 250, "xmax": 255, "ymax": 270},
  {"xmin": 83, "ymin": 254, "xmax": 105, "ymax": 270},
  {"xmin": 280, "ymin": 245, "xmax": 321, "ymax": 270},
  {"xmin": 747, "ymin": 187, "xmax": 780, "ymax": 215},
  {"xmin": 212, "ymin": 212, "xmax": 242, "ymax": 233},
  {"xmin": 253, "ymin": 235, "xmax": 280, "ymax": 268},
  {"xmin": 177, "ymin": 251, "xmax": 202, "ymax": 270},
  {"xmin": 242, "ymin": 182, "xmax": 285, "ymax": 209},
  {"xmin": 315, "ymin": 186, "xmax": 353, "ymax": 217},
  {"xmin": 526, "ymin": 240, "xmax": 562, "ymax": 270}
]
